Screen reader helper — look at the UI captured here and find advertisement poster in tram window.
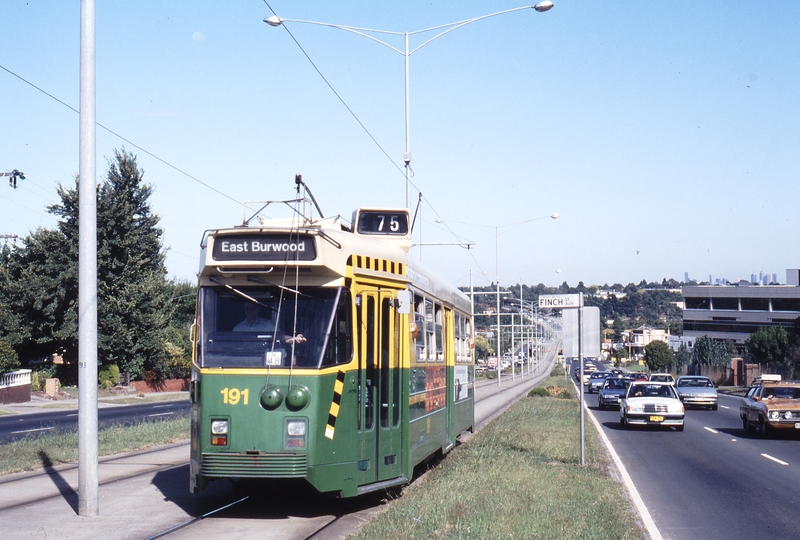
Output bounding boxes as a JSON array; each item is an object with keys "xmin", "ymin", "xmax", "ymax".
[{"xmin": 455, "ymin": 365, "xmax": 469, "ymax": 401}]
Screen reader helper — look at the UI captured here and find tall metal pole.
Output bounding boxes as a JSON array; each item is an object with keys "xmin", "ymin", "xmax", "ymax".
[
  {"xmin": 578, "ymin": 292, "xmax": 585, "ymax": 466},
  {"xmin": 78, "ymin": 0, "xmax": 99, "ymax": 517},
  {"xmin": 403, "ymin": 32, "xmax": 411, "ymax": 209},
  {"xmin": 496, "ymin": 226, "xmax": 501, "ymax": 386},
  {"xmin": 470, "ymin": 269, "xmax": 475, "ymax": 378}
]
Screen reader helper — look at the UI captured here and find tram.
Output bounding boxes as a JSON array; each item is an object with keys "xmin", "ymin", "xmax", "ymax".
[{"xmin": 189, "ymin": 191, "xmax": 474, "ymax": 497}]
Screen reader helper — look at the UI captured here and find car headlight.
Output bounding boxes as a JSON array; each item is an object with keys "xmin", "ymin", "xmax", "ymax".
[
  {"xmin": 627, "ymin": 403, "xmax": 644, "ymax": 413},
  {"xmin": 769, "ymin": 410, "xmax": 780, "ymax": 420}
]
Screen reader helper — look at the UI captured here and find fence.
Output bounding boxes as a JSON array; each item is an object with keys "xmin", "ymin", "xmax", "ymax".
[{"xmin": 0, "ymin": 369, "xmax": 32, "ymax": 404}]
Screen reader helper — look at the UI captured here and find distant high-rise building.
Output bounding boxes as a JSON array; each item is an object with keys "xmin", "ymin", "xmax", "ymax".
[
  {"xmin": 773, "ymin": 273, "xmax": 778, "ymax": 284},
  {"xmin": 751, "ymin": 273, "xmax": 757, "ymax": 283},
  {"xmin": 684, "ymin": 272, "xmax": 690, "ymax": 283}
]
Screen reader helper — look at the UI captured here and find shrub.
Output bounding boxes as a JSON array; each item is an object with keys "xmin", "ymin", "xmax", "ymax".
[
  {"xmin": 98, "ymin": 363, "xmax": 120, "ymax": 387},
  {"xmin": 528, "ymin": 387, "xmax": 551, "ymax": 398},
  {"xmin": 31, "ymin": 371, "xmax": 41, "ymax": 392},
  {"xmin": 0, "ymin": 338, "xmax": 20, "ymax": 374}
]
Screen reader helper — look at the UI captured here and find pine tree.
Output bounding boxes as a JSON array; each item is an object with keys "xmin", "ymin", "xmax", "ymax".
[{"xmin": 9, "ymin": 149, "xmax": 170, "ymax": 379}]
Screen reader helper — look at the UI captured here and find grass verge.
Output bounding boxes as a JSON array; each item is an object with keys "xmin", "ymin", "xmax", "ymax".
[
  {"xmin": 0, "ymin": 416, "xmax": 189, "ymax": 476},
  {"xmin": 350, "ymin": 375, "xmax": 646, "ymax": 540}
]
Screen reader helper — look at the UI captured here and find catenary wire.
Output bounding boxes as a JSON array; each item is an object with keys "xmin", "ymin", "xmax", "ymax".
[{"xmin": 0, "ymin": 63, "xmax": 242, "ymax": 208}]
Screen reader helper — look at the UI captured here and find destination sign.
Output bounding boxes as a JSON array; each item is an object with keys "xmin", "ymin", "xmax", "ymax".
[
  {"xmin": 538, "ymin": 294, "xmax": 580, "ymax": 309},
  {"xmin": 212, "ymin": 234, "xmax": 317, "ymax": 261}
]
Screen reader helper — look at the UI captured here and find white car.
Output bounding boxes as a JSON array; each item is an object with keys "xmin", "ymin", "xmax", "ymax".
[{"xmin": 620, "ymin": 382, "xmax": 685, "ymax": 431}]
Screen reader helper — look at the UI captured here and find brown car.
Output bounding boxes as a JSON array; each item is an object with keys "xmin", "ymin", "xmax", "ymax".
[{"xmin": 739, "ymin": 378, "xmax": 800, "ymax": 435}]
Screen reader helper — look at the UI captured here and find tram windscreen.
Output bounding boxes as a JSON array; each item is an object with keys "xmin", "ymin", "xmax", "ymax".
[{"xmin": 198, "ymin": 286, "xmax": 352, "ymax": 369}]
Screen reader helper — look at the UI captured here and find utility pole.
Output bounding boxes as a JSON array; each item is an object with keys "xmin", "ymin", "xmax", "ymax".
[{"xmin": 0, "ymin": 170, "xmax": 26, "ymax": 189}]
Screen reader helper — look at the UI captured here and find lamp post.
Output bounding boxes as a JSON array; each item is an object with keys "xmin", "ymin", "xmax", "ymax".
[{"xmin": 265, "ymin": 2, "xmax": 554, "ymax": 209}]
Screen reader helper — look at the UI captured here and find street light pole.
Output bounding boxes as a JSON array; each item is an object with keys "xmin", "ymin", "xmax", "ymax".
[{"xmin": 265, "ymin": 2, "xmax": 554, "ymax": 209}]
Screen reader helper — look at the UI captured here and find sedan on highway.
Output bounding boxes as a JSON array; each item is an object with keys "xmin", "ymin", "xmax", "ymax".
[
  {"xmin": 675, "ymin": 376, "xmax": 718, "ymax": 410},
  {"xmin": 620, "ymin": 382, "xmax": 685, "ymax": 431},
  {"xmin": 740, "ymin": 379, "xmax": 800, "ymax": 436},
  {"xmin": 587, "ymin": 371, "xmax": 613, "ymax": 393},
  {"xmin": 598, "ymin": 377, "xmax": 631, "ymax": 409}
]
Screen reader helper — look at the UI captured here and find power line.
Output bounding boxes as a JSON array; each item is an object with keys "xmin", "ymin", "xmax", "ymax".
[{"xmin": 0, "ymin": 63, "xmax": 242, "ymax": 207}]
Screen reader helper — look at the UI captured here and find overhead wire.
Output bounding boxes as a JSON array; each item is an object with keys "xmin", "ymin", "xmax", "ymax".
[{"xmin": 0, "ymin": 63, "xmax": 242, "ymax": 208}]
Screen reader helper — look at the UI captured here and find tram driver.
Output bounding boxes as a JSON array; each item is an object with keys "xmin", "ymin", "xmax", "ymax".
[{"xmin": 233, "ymin": 303, "xmax": 307, "ymax": 346}]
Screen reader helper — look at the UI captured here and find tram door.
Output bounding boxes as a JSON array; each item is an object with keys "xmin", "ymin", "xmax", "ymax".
[{"xmin": 355, "ymin": 287, "xmax": 403, "ymax": 487}]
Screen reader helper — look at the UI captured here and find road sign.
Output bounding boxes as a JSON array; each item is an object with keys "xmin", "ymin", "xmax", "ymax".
[
  {"xmin": 562, "ymin": 306, "xmax": 601, "ymax": 357},
  {"xmin": 538, "ymin": 294, "xmax": 580, "ymax": 308}
]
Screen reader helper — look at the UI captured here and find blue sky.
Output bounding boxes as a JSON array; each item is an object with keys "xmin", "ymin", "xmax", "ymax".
[{"xmin": 2, "ymin": 1, "xmax": 798, "ymax": 289}]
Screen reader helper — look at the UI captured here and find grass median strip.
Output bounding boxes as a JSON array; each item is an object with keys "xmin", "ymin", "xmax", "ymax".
[{"xmin": 350, "ymin": 374, "xmax": 646, "ymax": 540}]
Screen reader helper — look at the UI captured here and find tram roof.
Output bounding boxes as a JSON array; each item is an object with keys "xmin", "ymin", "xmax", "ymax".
[{"xmin": 198, "ymin": 207, "xmax": 470, "ymax": 312}]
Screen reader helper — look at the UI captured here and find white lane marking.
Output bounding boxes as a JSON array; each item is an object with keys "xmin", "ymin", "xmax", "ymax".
[
  {"xmin": 761, "ymin": 453, "xmax": 789, "ymax": 466},
  {"xmin": 152, "ymin": 404, "xmax": 173, "ymax": 409},
  {"xmin": 11, "ymin": 427, "xmax": 55, "ymax": 434},
  {"xmin": 720, "ymin": 405, "xmax": 730, "ymax": 409},
  {"xmin": 704, "ymin": 427, "xmax": 719, "ymax": 434},
  {"xmin": 148, "ymin": 412, "xmax": 175, "ymax": 417},
  {"xmin": 67, "ymin": 413, "xmax": 78, "ymax": 417}
]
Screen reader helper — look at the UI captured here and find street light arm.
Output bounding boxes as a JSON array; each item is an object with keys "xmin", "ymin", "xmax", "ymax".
[
  {"xmin": 408, "ymin": 4, "xmax": 548, "ymax": 55},
  {"xmin": 264, "ymin": 16, "xmax": 406, "ymax": 55}
]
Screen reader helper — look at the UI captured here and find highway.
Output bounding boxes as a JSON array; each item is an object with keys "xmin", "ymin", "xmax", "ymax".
[
  {"xmin": 575, "ymin": 362, "xmax": 800, "ymax": 539},
  {"xmin": 0, "ymin": 400, "xmax": 191, "ymax": 444}
]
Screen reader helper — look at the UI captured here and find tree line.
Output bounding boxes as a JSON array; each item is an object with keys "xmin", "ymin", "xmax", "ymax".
[
  {"xmin": 467, "ymin": 281, "xmax": 684, "ymax": 335},
  {"xmin": 641, "ymin": 327, "xmax": 800, "ymax": 376},
  {"xmin": 0, "ymin": 150, "xmax": 196, "ymax": 384}
]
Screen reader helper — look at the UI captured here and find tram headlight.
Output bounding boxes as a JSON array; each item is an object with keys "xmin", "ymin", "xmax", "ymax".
[
  {"xmin": 285, "ymin": 419, "xmax": 307, "ymax": 449},
  {"xmin": 210, "ymin": 419, "xmax": 228, "ymax": 446}
]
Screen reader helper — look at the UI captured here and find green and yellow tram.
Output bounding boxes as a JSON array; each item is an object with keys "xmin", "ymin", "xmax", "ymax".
[{"xmin": 189, "ymin": 199, "xmax": 474, "ymax": 497}]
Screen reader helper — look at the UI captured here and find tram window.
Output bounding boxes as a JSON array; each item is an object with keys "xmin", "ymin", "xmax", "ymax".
[
  {"xmin": 365, "ymin": 296, "xmax": 376, "ymax": 431},
  {"xmin": 425, "ymin": 299, "xmax": 435, "ymax": 362},
  {"xmin": 455, "ymin": 312, "xmax": 464, "ymax": 363},
  {"xmin": 198, "ymin": 286, "xmax": 350, "ymax": 369},
  {"xmin": 380, "ymin": 298, "xmax": 391, "ymax": 429},
  {"xmin": 392, "ymin": 300, "xmax": 401, "ymax": 427},
  {"xmin": 320, "ymin": 289, "xmax": 353, "ymax": 367},
  {"xmin": 434, "ymin": 303, "xmax": 443, "ymax": 362},
  {"xmin": 414, "ymin": 295, "xmax": 426, "ymax": 362}
]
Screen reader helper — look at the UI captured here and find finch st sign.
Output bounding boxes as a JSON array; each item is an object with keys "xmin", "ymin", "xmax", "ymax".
[{"xmin": 538, "ymin": 294, "xmax": 580, "ymax": 309}]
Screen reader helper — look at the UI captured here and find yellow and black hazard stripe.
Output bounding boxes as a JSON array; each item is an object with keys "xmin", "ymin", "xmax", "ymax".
[{"xmin": 324, "ymin": 370, "xmax": 347, "ymax": 440}]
